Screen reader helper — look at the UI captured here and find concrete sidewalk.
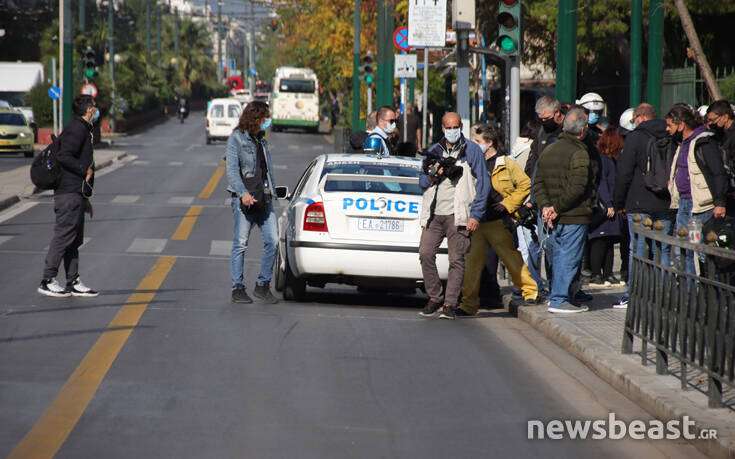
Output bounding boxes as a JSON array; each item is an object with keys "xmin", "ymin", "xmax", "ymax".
[
  {"xmin": 503, "ymin": 283, "xmax": 735, "ymax": 458},
  {"xmin": 0, "ymin": 149, "xmax": 127, "ymax": 212}
]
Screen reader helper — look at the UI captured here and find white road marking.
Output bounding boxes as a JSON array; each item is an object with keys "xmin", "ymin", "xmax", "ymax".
[
  {"xmin": 209, "ymin": 240, "xmax": 232, "ymax": 256},
  {"xmin": 202, "ymin": 161, "xmax": 222, "ymax": 167},
  {"xmin": 273, "ymin": 164, "xmax": 288, "ymax": 170},
  {"xmin": 0, "ymin": 236, "xmax": 14, "ymax": 246},
  {"xmin": 44, "ymin": 237, "xmax": 91, "ymax": 251},
  {"xmin": 133, "ymin": 160, "xmax": 151, "ymax": 165},
  {"xmin": 287, "ymin": 145, "xmax": 298, "ymax": 150},
  {"xmin": 168, "ymin": 161, "xmax": 184, "ymax": 166},
  {"xmin": 126, "ymin": 238, "xmax": 168, "ymax": 253},
  {"xmin": 168, "ymin": 196, "xmax": 195, "ymax": 205},
  {"xmin": 185, "ymin": 144, "xmax": 203, "ymax": 152},
  {"xmin": 0, "ymin": 202, "xmax": 38, "ymax": 224},
  {"xmin": 312, "ymin": 145, "xmax": 324, "ymax": 150},
  {"xmin": 111, "ymin": 195, "xmax": 140, "ymax": 204}
]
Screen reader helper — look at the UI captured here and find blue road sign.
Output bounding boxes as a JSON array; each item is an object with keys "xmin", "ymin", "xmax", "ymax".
[
  {"xmin": 250, "ymin": 68, "xmax": 257, "ymax": 76},
  {"xmin": 230, "ymin": 59, "xmax": 236, "ymax": 70},
  {"xmin": 48, "ymin": 86, "xmax": 61, "ymax": 100}
]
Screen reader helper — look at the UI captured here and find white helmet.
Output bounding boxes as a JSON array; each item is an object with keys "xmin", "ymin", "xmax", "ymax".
[
  {"xmin": 577, "ymin": 92, "xmax": 605, "ymax": 111},
  {"xmin": 619, "ymin": 108, "xmax": 635, "ymax": 131},
  {"xmin": 697, "ymin": 105, "xmax": 709, "ymax": 118}
]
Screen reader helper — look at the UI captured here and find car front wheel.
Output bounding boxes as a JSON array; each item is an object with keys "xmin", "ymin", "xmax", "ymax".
[{"xmin": 274, "ymin": 248, "xmax": 285, "ymax": 292}]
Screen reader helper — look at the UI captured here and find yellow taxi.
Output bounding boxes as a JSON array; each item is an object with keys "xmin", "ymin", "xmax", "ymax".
[{"xmin": 0, "ymin": 108, "xmax": 34, "ymax": 157}]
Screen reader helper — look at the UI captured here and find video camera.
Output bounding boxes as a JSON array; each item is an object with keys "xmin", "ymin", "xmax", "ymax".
[{"xmin": 419, "ymin": 149, "xmax": 463, "ymax": 181}]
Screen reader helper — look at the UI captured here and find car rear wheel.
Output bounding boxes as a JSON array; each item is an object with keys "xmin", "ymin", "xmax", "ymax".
[{"xmin": 283, "ymin": 250, "xmax": 306, "ymax": 301}]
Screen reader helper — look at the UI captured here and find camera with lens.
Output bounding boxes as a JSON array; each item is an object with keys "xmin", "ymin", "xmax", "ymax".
[
  {"xmin": 421, "ymin": 150, "xmax": 464, "ymax": 181},
  {"xmin": 515, "ymin": 203, "xmax": 537, "ymax": 230}
]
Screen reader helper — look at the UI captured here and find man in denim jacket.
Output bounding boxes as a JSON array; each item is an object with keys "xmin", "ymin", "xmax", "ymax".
[{"xmin": 226, "ymin": 101, "xmax": 279, "ymax": 304}]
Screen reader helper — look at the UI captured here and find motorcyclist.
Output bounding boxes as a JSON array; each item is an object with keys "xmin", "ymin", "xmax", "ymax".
[{"xmin": 177, "ymin": 97, "xmax": 190, "ymax": 121}]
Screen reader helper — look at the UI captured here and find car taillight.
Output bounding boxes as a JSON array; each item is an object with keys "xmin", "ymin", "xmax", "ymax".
[
  {"xmin": 303, "ymin": 202, "xmax": 328, "ymax": 232},
  {"xmin": 206, "ymin": 119, "xmax": 210, "ymax": 127}
]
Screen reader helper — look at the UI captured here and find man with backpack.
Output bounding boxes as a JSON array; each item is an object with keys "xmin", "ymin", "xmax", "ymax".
[
  {"xmin": 612, "ymin": 103, "xmax": 675, "ymax": 309},
  {"xmin": 38, "ymin": 95, "xmax": 99, "ymax": 298}
]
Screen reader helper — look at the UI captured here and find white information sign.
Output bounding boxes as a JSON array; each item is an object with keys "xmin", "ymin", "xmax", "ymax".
[
  {"xmin": 394, "ymin": 54, "xmax": 417, "ymax": 78},
  {"xmin": 408, "ymin": 0, "xmax": 447, "ymax": 47}
]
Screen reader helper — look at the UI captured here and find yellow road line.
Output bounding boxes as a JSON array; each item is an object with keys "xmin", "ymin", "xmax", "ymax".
[
  {"xmin": 7, "ymin": 257, "xmax": 176, "ymax": 459},
  {"xmin": 171, "ymin": 205, "xmax": 203, "ymax": 241},
  {"xmin": 198, "ymin": 166, "xmax": 224, "ymax": 199}
]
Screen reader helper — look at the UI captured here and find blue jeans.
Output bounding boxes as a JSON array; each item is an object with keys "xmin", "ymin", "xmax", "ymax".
[
  {"xmin": 517, "ymin": 225, "xmax": 546, "ymax": 291},
  {"xmin": 547, "ymin": 223, "xmax": 588, "ymax": 307},
  {"xmin": 230, "ymin": 198, "xmax": 278, "ymax": 289},
  {"xmin": 626, "ymin": 210, "xmax": 675, "ymax": 295},
  {"xmin": 675, "ymin": 198, "xmax": 713, "ymax": 275}
]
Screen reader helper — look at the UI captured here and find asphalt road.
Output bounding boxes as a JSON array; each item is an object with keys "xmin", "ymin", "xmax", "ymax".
[
  {"xmin": 0, "ymin": 113, "xmax": 705, "ymax": 459},
  {"xmin": 0, "ymin": 151, "xmax": 34, "ymax": 173}
]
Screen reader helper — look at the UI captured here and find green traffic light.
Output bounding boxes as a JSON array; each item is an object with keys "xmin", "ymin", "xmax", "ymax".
[
  {"xmin": 499, "ymin": 36, "xmax": 517, "ymax": 53},
  {"xmin": 85, "ymin": 69, "xmax": 95, "ymax": 78},
  {"xmin": 365, "ymin": 75, "xmax": 373, "ymax": 84}
]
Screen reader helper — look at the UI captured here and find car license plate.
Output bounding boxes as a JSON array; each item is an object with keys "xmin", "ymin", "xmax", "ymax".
[
  {"xmin": 0, "ymin": 140, "xmax": 10, "ymax": 145},
  {"xmin": 357, "ymin": 218, "xmax": 404, "ymax": 232}
]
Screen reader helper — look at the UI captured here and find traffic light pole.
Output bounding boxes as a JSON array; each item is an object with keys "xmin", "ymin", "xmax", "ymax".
[
  {"xmin": 647, "ymin": 0, "xmax": 664, "ymax": 116},
  {"xmin": 556, "ymin": 0, "xmax": 578, "ymax": 103},
  {"xmin": 630, "ymin": 0, "xmax": 642, "ymax": 107},
  {"xmin": 352, "ymin": 0, "xmax": 360, "ymax": 132},
  {"xmin": 510, "ymin": 55, "xmax": 520, "ymax": 147},
  {"xmin": 456, "ymin": 28, "xmax": 470, "ymax": 138}
]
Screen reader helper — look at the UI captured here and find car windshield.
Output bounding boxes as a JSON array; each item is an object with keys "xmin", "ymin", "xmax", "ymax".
[
  {"xmin": 322, "ymin": 162, "xmax": 422, "ymax": 195},
  {"xmin": 0, "ymin": 113, "xmax": 26, "ymax": 126},
  {"xmin": 279, "ymin": 79, "xmax": 315, "ymax": 93}
]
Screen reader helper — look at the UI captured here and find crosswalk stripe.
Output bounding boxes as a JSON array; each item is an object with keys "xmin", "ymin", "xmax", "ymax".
[
  {"xmin": 168, "ymin": 196, "xmax": 195, "ymax": 205},
  {"xmin": 126, "ymin": 238, "xmax": 167, "ymax": 253},
  {"xmin": 111, "ymin": 195, "xmax": 140, "ymax": 204},
  {"xmin": 288, "ymin": 145, "xmax": 298, "ymax": 150},
  {"xmin": 209, "ymin": 240, "xmax": 232, "ymax": 256},
  {"xmin": 168, "ymin": 161, "xmax": 184, "ymax": 166},
  {"xmin": 132, "ymin": 160, "xmax": 150, "ymax": 165}
]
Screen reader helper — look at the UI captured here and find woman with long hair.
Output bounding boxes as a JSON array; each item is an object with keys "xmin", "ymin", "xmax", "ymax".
[
  {"xmin": 589, "ymin": 127, "xmax": 624, "ymax": 286},
  {"xmin": 225, "ymin": 101, "xmax": 279, "ymax": 303}
]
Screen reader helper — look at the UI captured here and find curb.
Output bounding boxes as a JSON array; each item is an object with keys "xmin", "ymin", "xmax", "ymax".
[
  {"xmin": 505, "ymin": 297, "xmax": 735, "ymax": 459},
  {"xmin": 0, "ymin": 151, "xmax": 127, "ymax": 213}
]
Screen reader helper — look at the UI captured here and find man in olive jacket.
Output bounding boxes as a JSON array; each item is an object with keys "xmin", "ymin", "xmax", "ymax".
[{"xmin": 533, "ymin": 107, "xmax": 594, "ymax": 313}]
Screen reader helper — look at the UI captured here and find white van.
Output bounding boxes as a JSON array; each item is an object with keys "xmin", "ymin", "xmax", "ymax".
[{"xmin": 205, "ymin": 98, "xmax": 243, "ymax": 144}]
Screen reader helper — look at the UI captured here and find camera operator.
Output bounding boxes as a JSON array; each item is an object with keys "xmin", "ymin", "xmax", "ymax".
[
  {"xmin": 457, "ymin": 124, "xmax": 539, "ymax": 317},
  {"xmin": 418, "ymin": 112, "xmax": 490, "ymax": 320}
]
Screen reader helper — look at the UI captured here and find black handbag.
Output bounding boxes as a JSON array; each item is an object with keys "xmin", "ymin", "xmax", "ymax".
[
  {"xmin": 589, "ymin": 198, "xmax": 608, "ymax": 231},
  {"xmin": 240, "ymin": 175, "xmax": 269, "ymax": 216}
]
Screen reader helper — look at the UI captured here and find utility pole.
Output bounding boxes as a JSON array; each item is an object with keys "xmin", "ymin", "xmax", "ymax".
[
  {"xmin": 630, "ymin": 0, "xmax": 642, "ymax": 107},
  {"xmin": 109, "ymin": 0, "xmax": 116, "ymax": 132},
  {"xmin": 647, "ymin": 0, "xmax": 664, "ymax": 115},
  {"xmin": 174, "ymin": 7, "xmax": 179, "ymax": 57},
  {"xmin": 146, "ymin": 0, "xmax": 151, "ymax": 58},
  {"xmin": 376, "ymin": 0, "xmax": 394, "ymax": 108},
  {"xmin": 217, "ymin": 0, "xmax": 223, "ymax": 82},
  {"xmin": 422, "ymin": 47, "xmax": 428, "ymax": 148},
  {"xmin": 352, "ymin": 0, "xmax": 361, "ymax": 131},
  {"xmin": 556, "ymin": 0, "xmax": 578, "ymax": 103},
  {"xmin": 60, "ymin": 0, "xmax": 73, "ymax": 127}
]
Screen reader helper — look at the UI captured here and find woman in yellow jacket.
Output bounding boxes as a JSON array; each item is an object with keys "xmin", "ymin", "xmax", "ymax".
[{"xmin": 458, "ymin": 124, "xmax": 540, "ymax": 316}]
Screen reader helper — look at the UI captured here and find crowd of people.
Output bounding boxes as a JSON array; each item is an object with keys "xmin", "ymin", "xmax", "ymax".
[{"xmin": 416, "ymin": 93, "xmax": 735, "ymax": 318}]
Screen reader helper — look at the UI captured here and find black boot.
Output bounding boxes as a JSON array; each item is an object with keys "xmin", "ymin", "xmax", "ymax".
[
  {"xmin": 232, "ymin": 284, "xmax": 253, "ymax": 303},
  {"xmin": 253, "ymin": 281, "xmax": 279, "ymax": 304}
]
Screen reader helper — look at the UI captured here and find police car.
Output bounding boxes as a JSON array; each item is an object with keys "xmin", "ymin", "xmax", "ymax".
[{"xmin": 274, "ymin": 154, "xmax": 449, "ymax": 300}]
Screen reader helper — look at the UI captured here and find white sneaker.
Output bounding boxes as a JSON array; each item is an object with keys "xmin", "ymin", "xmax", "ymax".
[
  {"xmin": 68, "ymin": 277, "xmax": 99, "ymax": 297},
  {"xmin": 548, "ymin": 303, "xmax": 589, "ymax": 314},
  {"xmin": 38, "ymin": 278, "xmax": 71, "ymax": 297},
  {"xmin": 612, "ymin": 296, "xmax": 629, "ymax": 309}
]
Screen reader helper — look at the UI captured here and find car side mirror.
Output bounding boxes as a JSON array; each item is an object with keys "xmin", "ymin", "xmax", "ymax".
[{"xmin": 275, "ymin": 186, "xmax": 290, "ymax": 200}]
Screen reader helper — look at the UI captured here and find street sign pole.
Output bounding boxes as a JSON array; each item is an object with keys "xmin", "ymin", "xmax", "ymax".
[
  {"xmin": 367, "ymin": 84, "xmax": 372, "ymax": 116},
  {"xmin": 52, "ymin": 58, "xmax": 58, "ymax": 136},
  {"xmin": 422, "ymin": 48, "xmax": 428, "ymax": 148}
]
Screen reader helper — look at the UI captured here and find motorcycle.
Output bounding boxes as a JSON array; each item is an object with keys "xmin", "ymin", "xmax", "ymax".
[{"xmin": 178, "ymin": 106, "xmax": 188, "ymax": 123}]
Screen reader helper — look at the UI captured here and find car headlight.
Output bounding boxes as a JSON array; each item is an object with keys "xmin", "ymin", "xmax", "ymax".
[{"xmin": 19, "ymin": 132, "xmax": 31, "ymax": 139}]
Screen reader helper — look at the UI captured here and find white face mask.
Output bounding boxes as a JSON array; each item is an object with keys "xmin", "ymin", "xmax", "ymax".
[
  {"xmin": 444, "ymin": 128, "xmax": 461, "ymax": 144},
  {"xmin": 478, "ymin": 143, "xmax": 489, "ymax": 153},
  {"xmin": 383, "ymin": 121, "xmax": 396, "ymax": 134}
]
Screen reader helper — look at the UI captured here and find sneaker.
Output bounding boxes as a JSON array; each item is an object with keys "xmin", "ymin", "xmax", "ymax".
[
  {"xmin": 419, "ymin": 299, "xmax": 442, "ymax": 317},
  {"xmin": 67, "ymin": 277, "xmax": 99, "ymax": 297},
  {"xmin": 38, "ymin": 278, "xmax": 71, "ymax": 297},
  {"xmin": 253, "ymin": 281, "xmax": 279, "ymax": 304},
  {"xmin": 613, "ymin": 295, "xmax": 629, "ymax": 309},
  {"xmin": 605, "ymin": 276, "xmax": 624, "ymax": 286},
  {"xmin": 588, "ymin": 275, "xmax": 608, "ymax": 287},
  {"xmin": 455, "ymin": 307, "xmax": 476, "ymax": 317},
  {"xmin": 548, "ymin": 303, "xmax": 589, "ymax": 314},
  {"xmin": 232, "ymin": 284, "xmax": 253, "ymax": 304},
  {"xmin": 438, "ymin": 305, "xmax": 456, "ymax": 320},
  {"xmin": 574, "ymin": 290, "xmax": 593, "ymax": 302}
]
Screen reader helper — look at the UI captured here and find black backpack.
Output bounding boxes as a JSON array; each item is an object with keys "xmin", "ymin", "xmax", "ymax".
[
  {"xmin": 30, "ymin": 134, "xmax": 63, "ymax": 190},
  {"xmin": 642, "ymin": 134, "xmax": 675, "ymax": 197}
]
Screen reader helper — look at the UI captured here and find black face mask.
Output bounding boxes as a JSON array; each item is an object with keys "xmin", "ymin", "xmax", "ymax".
[
  {"xmin": 672, "ymin": 129, "xmax": 683, "ymax": 144},
  {"xmin": 709, "ymin": 123, "xmax": 725, "ymax": 139},
  {"xmin": 541, "ymin": 118, "xmax": 558, "ymax": 133}
]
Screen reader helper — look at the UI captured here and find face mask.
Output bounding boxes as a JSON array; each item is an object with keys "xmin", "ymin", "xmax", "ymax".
[
  {"xmin": 444, "ymin": 128, "xmax": 461, "ymax": 144},
  {"xmin": 710, "ymin": 123, "xmax": 725, "ymax": 138},
  {"xmin": 91, "ymin": 108, "xmax": 100, "ymax": 123},
  {"xmin": 383, "ymin": 121, "xmax": 396, "ymax": 134},
  {"xmin": 672, "ymin": 129, "xmax": 683, "ymax": 144},
  {"xmin": 261, "ymin": 118, "xmax": 272, "ymax": 131},
  {"xmin": 541, "ymin": 117, "xmax": 557, "ymax": 133},
  {"xmin": 478, "ymin": 143, "xmax": 489, "ymax": 153},
  {"xmin": 588, "ymin": 112, "xmax": 600, "ymax": 125}
]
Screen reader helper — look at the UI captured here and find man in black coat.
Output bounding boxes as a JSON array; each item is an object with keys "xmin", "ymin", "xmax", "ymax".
[
  {"xmin": 38, "ymin": 95, "xmax": 99, "ymax": 297},
  {"xmin": 525, "ymin": 95, "xmax": 564, "ymax": 178},
  {"xmin": 612, "ymin": 103, "xmax": 675, "ymax": 309}
]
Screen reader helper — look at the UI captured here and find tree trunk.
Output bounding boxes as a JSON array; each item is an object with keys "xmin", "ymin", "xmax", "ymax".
[{"xmin": 673, "ymin": 0, "xmax": 723, "ymax": 101}]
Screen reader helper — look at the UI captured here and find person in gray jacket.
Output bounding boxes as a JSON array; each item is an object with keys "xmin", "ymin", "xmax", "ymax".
[
  {"xmin": 417, "ymin": 112, "xmax": 490, "ymax": 320},
  {"xmin": 226, "ymin": 101, "xmax": 279, "ymax": 304}
]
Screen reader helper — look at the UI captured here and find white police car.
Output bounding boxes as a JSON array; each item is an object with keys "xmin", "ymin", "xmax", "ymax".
[{"xmin": 274, "ymin": 154, "xmax": 449, "ymax": 300}]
